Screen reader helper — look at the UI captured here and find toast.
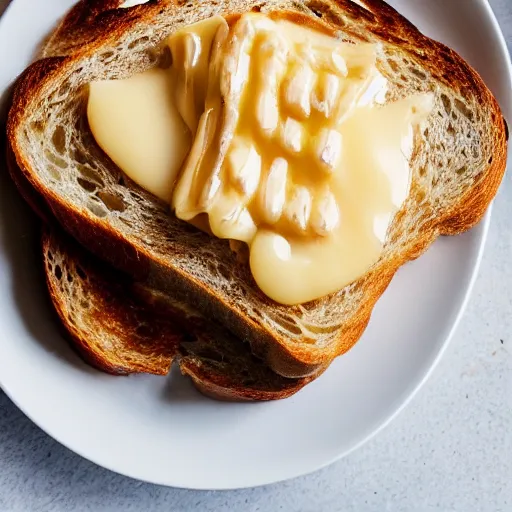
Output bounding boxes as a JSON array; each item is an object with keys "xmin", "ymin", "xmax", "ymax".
[
  {"xmin": 6, "ymin": 114, "xmax": 318, "ymax": 401},
  {"xmin": 7, "ymin": 0, "xmax": 508, "ymax": 378},
  {"xmin": 43, "ymin": 225, "xmax": 316, "ymax": 400}
]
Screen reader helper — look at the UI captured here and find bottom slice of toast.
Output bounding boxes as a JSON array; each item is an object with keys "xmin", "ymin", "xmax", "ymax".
[{"xmin": 42, "ymin": 225, "xmax": 318, "ymax": 401}]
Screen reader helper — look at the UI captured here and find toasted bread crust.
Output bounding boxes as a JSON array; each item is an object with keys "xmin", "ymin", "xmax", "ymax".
[
  {"xmin": 42, "ymin": 226, "xmax": 180, "ymax": 376},
  {"xmin": 7, "ymin": 0, "xmax": 508, "ymax": 378},
  {"xmin": 180, "ymin": 363, "xmax": 317, "ymax": 401},
  {"xmin": 41, "ymin": 225, "xmax": 313, "ymax": 399}
]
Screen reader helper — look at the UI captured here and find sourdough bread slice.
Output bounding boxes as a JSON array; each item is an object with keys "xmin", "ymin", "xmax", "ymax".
[
  {"xmin": 7, "ymin": 0, "xmax": 508, "ymax": 378},
  {"xmin": 43, "ymin": 226, "xmax": 316, "ymax": 400}
]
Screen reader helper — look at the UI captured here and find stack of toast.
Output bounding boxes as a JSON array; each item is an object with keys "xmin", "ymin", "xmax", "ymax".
[{"xmin": 6, "ymin": 0, "xmax": 507, "ymax": 400}]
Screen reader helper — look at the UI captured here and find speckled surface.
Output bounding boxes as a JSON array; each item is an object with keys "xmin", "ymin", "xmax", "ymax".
[{"xmin": 0, "ymin": 1, "xmax": 511, "ymax": 510}]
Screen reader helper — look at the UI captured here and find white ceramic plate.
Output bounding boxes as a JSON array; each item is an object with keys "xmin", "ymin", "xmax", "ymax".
[{"xmin": 0, "ymin": 0, "xmax": 510, "ymax": 491}]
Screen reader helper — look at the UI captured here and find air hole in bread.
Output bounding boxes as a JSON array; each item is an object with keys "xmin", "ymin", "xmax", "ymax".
[
  {"xmin": 78, "ymin": 166, "xmax": 105, "ymax": 187},
  {"xmin": 416, "ymin": 189, "xmax": 426, "ymax": 202},
  {"xmin": 30, "ymin": 121, "xmax": 44, "ymax": 134},
  {"xmin": 440, "ymin": 94, "xmax": 451, "ymax": 115},
  {"xmin": 206, "ymin": 261, "xmax": 218, "ymax": 277},
  {"xmin": 302, "ymin": 322, "xmax": 338, "ymax": 336},
  {"xmin": 87, "ymin": 201, "xmax": 108, "ymax": 218},
  {"xmin": 99, "ymin": 51, "xmax": 115, "ymax": 63},
  {"xmin": 298, "ymin": 300, "xmax": 320, "ymax": 313},
  {"xmin": 48, "ymin": 165, "xmax": 61, "ymax": 181},
  {"xmin": 57, "ymin": 81, "xmax": 72, "ymax": 99},
  {"xmin": 45, "ymin": 150, "xmax": 67, "ymax": 169},
  {"xmin": 217, "ymin": 264, "xmax": 231, "ymax": 281},
  {"xmin": 309, "ymin": 6, "xmax": 323, "ymax": 17},
  {"xmin": 71, "ymin": 148, "xmax": 88, "ymax": 165},
  {"xmin": 97, "ymin": 191, "xmax": 126, "ymax": 212},
  {"xmin": 77, "ymin": 177, "xmax": 98, "ymax": 192},
  {"xmin": 488, "ymin": 156, "xmax": 493, "ymax": 164},
  {"xmin": 447, "ymin": 123, "xmax": 455, "ymax": 137},
  {"xmin": 55, "ymin": 265, "xmax": 62, "ymax": 280},
  {"xmin": 270, "ymin": 315, "xmax": 303, "ymax": 336},
  {"xmin": 419, "ymin": 166, "xmax": 427, "ymax": 177},
  {"xmin": 130, "ymin": 191, "xmax": 147, "ymax": 203},
  {"xmin": 388, "ymin": 59, "xmax": 399, "ymax": 73},
  {"xmin": 52, "ymin": 126, "xmax": 67, "ymax": 154},
  {"xmin": 252, "ymin": 307, "xmax": 262, "ymax": 319},
  {"xmin": 306, "ymin": 1, "xmax": 345, "ymax": 27},
  {"xmin": 454, "ymin": 98, "xmax": 474, "ymax": 121},
  {"xmin": 410, "ymin": 67, "xmax": 427, "ymax": 80},
  {"xmin": 455, "ymin": 166, "xmax": 467, "ymax": 176},
  {"xmin": 128, "ymin": 36, "xmax": 150, "ymax": 50}
]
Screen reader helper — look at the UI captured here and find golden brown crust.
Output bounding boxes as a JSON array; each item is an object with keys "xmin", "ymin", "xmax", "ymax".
[
  {"xmin": 181, "ymin": 363, "xmax": 317, "ymax": 401},
  {"xmin": 42, "ymin": 0, "xmax": 166, "ymax": 58},
  {"xmin": 6, "ymin": 0, "xmax": 508, "ymax": 378},
  {"xmin": 41, "ymin": 225, "xmax": 313, "ymax": 399},
  {"xmin": 42, "ymin": 226, "xmax": 181, "ymax": 376}
]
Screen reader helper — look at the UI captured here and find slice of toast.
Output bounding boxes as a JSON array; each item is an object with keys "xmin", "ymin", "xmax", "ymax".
[
  {"xmin": 7, "ymin": 0, "xmax": 508, "ymax": 378},
  {"xmin": 43, "ymin": 225, "xmax": 316, "ymax": 400}
]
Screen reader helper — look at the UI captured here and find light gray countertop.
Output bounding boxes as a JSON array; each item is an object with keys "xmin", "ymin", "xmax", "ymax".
[{"xmin": 1, "ymin": 1, "xmax": 511, "ymax": 511}]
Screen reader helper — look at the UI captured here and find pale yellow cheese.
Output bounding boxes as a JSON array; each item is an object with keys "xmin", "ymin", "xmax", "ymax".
[
  {"xmin": 88, "ymin": 68, "xmax": 191, "ymax": 201},
  {"xmin": 88, "ymin": 13, "xmax": 433, "ymax": 305}
]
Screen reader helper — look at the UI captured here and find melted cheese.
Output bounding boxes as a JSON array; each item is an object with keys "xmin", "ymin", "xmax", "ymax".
[{"xmin": 88, "ymin": 13, "xmax": 433, "ymax": 305}]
